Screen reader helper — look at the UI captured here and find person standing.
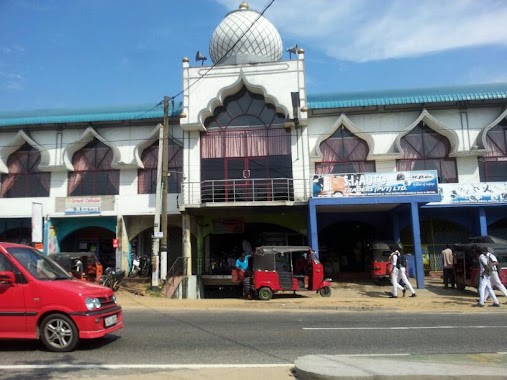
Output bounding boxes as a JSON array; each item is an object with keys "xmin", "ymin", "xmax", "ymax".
[
  {"xmin": 312, "ymin": 175, "xmax": 323, "ymax": 197},
  {"xmin": 441, "ymin": 244, "xmax": 455, "ymax": 289},
  {"xmin": 398, "ymin": 252, "xmax": 416, "ymax": 297},
  {"xmin": 386, "ymin": 247, "xmax": 404, "ymax": 298},
  {"xmin": 474, "ymin": 246, "xmax": 500, "ymax": 307},
  {"xmin": 486, "ymin": 249, "xmax": 507, "ymax": 303}
]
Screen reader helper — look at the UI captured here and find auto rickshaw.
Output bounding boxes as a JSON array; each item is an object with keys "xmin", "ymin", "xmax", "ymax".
[
  {"xmin": 453, "ymin": 236, "xmax": 507, "ymax": 290},
  {"xmin": 48, "ymin": 251, "xmax": 103, "ymax": 283},
  {"xmin": 247, "ymin": 245, "xmax": 332, "ymax": 301},
  {"xmin": 366, "ymin": 241, "xmax": 403, "ymax": 285}
]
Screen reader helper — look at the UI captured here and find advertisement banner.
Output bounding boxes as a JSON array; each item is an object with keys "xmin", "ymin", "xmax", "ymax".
[
  {"xmin": 65, "ymin": 197, "xmax": 101, "ymax": 214},
  {"xmin": 435, "ymin": 182, "xmax": 507, "ymax": 204},
  {"xmin": 312, "ymin": 170, "xmax": 439, "ymax": 197}
]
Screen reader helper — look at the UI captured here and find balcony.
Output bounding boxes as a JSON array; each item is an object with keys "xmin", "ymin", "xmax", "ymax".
[{"xmin": 181, "ymin": 178, "xmax": 309, "ymax": 206}]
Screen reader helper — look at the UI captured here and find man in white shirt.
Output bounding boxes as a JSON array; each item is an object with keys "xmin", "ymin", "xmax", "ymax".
[
  {"xmin": 474, "ymin": 246, "xmax": 500, "ymax": 307},
  {"xmin": 386, "ymin": 247, "xmax": 405, "ymax": 298},
  {"xmin": 485, "ymin": 250, "xmax": 507, "ymax": 303}
]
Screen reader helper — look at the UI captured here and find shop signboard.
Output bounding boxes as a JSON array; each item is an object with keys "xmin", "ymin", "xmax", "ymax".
[
  {"xmin": 435, "ymin": 182, "xmax": 507, "ymax": 204},
  {"xmin": 312, "ymin": 170, "xmax": 439, "ymax": 197},
  {"xmin": 65, "ymin": 197, "xmax": 102, "ymax": 214}
]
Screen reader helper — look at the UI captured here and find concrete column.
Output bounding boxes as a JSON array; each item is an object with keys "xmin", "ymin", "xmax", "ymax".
[
  {"xmin": 410, "ymin": 202, "xmax": 425, "ymax": 289},
  {"xmin": 182, "ymin": 213, "xmax": 192, "ymax": 276},
  {"xmin": 478, "ymin": 207, "xmax": 488, "ymax": 236},
  {"xmin": 307, "ymin": 200, "xmax": 319, "ymax": 257}
]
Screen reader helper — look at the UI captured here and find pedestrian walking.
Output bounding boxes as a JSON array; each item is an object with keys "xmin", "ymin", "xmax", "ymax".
[
  {"xmin": 441, "ymin": 244, "xmax": 455, "ymax": 289},
  {"xmin": 485, "ymin": 249, "xmax": 507, "ymax": 304},
  {"xmin": 397, "ymin": 252, "xmax": 416, "ymax": 297},
  {"xmin": 474, "ymin": 246, "xmax": 500, "ymax": 308},
  {"xmin": 386, "ymin": 247, "xmax": 404, "ymax": 298}
]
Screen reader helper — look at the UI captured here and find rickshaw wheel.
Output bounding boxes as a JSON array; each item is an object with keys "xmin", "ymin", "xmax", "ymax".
[
  {"xmin": 258, "ymin": 287, "xmax": 272, "ymax": 301},
  {"xmin": 319, "ymin": 286, "xmax": 332, "ymax": 297},
  {"xmin": 456, "ymin": 283, "xmax": 466, "ymax": 291}
]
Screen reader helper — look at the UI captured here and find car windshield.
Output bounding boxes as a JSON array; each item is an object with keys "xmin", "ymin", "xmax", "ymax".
[{"xmin": 8, "ymin": 247, "xmax": 72, "ymax": 280}]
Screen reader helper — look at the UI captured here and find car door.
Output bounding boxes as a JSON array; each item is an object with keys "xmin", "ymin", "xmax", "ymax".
[{"xmin": 0, "ymin": 252, "xmax": 27, "ymax": 334}]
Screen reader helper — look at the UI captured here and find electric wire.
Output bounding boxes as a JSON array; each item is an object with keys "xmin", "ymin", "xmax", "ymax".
[{"xmin": 128, "ymin": 0, "xmax": 276, "ymax": 121}]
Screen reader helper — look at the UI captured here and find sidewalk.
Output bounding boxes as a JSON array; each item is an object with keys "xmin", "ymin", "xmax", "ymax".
[
  {"xmin": 111, "ymin": 277, "xmax": 507, "ymax": 380},
  {"xmin": 116, "ymin": 276, "xmax": 507, "ymax": 314}
]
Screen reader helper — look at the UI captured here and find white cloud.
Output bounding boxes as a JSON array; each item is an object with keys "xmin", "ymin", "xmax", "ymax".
[
  {"xmin": 0, "ymin": 71, "xmax": 25, "ymax": 91},
  {"xmin": 215, "ymin": 0, "xmax": 507, "ymax": 62}
]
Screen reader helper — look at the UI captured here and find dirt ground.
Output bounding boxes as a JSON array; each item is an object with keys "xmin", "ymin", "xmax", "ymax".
[{"xmin": 116, "ymin": 275, "xmax": 507, "ymax": 314}]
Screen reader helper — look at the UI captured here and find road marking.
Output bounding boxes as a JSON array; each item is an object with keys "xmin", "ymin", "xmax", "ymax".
[
  {"xmin": 304, "ymin": 326, "xmax": 507, "ymax": 330},
  {"xmin": 0, "ymin": 364, "xmax": 293, "ymax": 370}
]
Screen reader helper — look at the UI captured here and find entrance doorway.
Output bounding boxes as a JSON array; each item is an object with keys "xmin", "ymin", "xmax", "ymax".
[
  {"xmin": 60, "ymin": 227, "xmax": 115, "ymax": 269},
  {"xmin": 319, "ymin": 221, "xmax": 377, "ymax": 277}
]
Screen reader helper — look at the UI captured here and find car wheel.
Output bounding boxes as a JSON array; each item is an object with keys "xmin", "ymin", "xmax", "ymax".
[
  {"xmin": 40, "ymin": 313, "xmax": 79, "ymax": 352},
  {"xmin": 319, "ymin": 286, "xmax": 332, "ymax": 297},
  {"xmin": 258, "ymin": 287, "xmax": 272, "ymax": 301}
]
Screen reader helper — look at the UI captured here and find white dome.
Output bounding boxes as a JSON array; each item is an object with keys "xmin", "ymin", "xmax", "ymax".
[{"xmin": 209, "ymin": 3, "xmax": 283, "ymax": 65}]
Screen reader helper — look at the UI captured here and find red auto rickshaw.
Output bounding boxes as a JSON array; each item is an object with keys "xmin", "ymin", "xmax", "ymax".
[
  {"xmin": 453, "ymin": 236, "xmax": 507, "ymax": 290},
  {"xmin": 367, "ymin": 241, "xmax": 403, "ymax": 285},
  {"xmin": 247, "ymin": 246, "xmax": 332, "ymax": 301}
]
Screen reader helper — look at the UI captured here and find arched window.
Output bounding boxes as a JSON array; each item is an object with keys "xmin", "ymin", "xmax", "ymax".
[
  {"xmin": 397, "ymin": 123, "xmax": 457, "ymax": 183},
  {"xmin": 479, "ymin": 120, "xmax": 507, "ymax": 182},
  {"xmin": 0, "ymin": 143, "xmax": 50, "ymax": 198},
  {"xmin": 68, "ymin": 139, "xmax": 119, "ymax": 196},
  {"xmin": 200, "ymin": 87, "xmax": 292, "ymax": 202},
  {"xmin": 315, "ymin": 126, "xmax": 375, "ymax": 174},
  {"xmin": 138, "ymin": 139, "xmax": 183, "ymax": 194}
]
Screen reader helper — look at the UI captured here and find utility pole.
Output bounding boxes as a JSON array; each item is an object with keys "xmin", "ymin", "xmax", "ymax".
[
  {"xmin": 151, "ymin": 122, "xmax": 164, "ymax": 288},
  {"xmin": 160, "ymin": 96, "xmax": 170, "ymax": 283}
]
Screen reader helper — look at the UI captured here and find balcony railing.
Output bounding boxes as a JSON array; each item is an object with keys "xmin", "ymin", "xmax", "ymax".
[{"xmin": 181, "ymin": 178, "xmax": 309, "ymax": 205}]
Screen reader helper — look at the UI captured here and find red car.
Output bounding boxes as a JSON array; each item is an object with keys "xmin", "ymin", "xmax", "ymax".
[{"xmin": 0, "ymin": 242, "xmax": 123, "ymax": 352}]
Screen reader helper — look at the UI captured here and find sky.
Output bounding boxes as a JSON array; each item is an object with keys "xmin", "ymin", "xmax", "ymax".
[{"xmin": 0, "ymin": 0, "xmax": 506, "ymax": 113}]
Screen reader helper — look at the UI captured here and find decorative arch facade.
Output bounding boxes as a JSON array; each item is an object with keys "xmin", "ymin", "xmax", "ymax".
[
  {"xmin": 479, "ymin": 117, "xmax": 507, "ymax": 182},
  {"xmin": 396, "ymin": 122, "xmax": 458, "ymax": 183},
  {"xmin": 314, "ymin": 125, "xmax": 375, "ymax": 174},
  {"xmin": 0, "ymin": 142, "xmax": 50, "ymax": 198},
  {"xmin": 68, "ymin": 138, "xmax": 119, "ymax": 196},
  {"xmin": 200, "ymin": 86, "xmax": 293, "ymax": 202}
]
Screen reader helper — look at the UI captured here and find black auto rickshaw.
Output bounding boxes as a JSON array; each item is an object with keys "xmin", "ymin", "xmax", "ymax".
[{"xmin": 48, "ymin": 251, "xmax": 103, "ymax": 283}]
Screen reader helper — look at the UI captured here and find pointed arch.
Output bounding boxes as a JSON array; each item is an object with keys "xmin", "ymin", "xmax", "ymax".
[
  {"xmin": 198, "ymin": 72, "xmax": 289, "ymax": 128},
  {"xmin": 0, "ymin": 130, "xmax": 49, "ymax": 173},
  {"xmin": 136, "ymin": 124, "xmax": 184, "ymax": 194},
  {"xmin": 396, "ymin": 110, "xmax": 458, "ymax": 183},
  {"xmin": 0, "ymin": 132, "xmax": 51, "ymax": 197},
  {"xmin": 478, "ymin": 109, "xmax": 507, "ymax": 182},
  {"xmin": 477, "ymin": 107, "xmax": 507, "ymax": 151},
  {"xmin": 65, "ymin": 128, "xmax": 120, "ymax": 196},
  {"xmin": 63, "ymin": 127, "xmax": 121, "ymax": 171},
  {"xmin": 312, "ymin": 114, "xmax": 374, "ymax": 160},
  {"xmin": 395, "ymin": 109, "xmax": 458, "ymax": 156}
]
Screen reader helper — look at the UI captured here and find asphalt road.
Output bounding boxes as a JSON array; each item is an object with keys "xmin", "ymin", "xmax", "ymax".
[{"xmin": 1, "ymin": 309, "xmax": 506, "ymax": 379}]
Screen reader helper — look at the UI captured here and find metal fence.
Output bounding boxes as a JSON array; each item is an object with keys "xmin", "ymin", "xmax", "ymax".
[{"xmin": 181, "ymin": 178, "xmax": 309, "ymax": 204}]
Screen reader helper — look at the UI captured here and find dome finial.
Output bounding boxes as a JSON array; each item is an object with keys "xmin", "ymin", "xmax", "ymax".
[{"xmin": 239, "ymin": 2, "xmax": 249, "ymax": 10}]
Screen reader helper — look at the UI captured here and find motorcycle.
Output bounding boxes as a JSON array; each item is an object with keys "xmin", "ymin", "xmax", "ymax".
[
  {"xmin": 129, "ymin": 254, "xmax": 151, "ymax": 277},
  {"xmin": 99, "ymin": 267, "xmax": 125, "ymax": 292}
]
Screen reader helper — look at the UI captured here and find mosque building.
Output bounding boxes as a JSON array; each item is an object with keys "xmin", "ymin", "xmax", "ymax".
[{"xmin": 1, "ymin": 2, "xmax": 506, "ymax": 297}]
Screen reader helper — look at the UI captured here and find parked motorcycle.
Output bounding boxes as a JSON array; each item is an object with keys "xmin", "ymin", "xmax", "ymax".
[
  {"xmin": 99, "ymin": 267, "xmax": 125, "ymax": 292},
  {"xmin": 128, "ymin": 254, "xmax": 151, "ymax": 278}
]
